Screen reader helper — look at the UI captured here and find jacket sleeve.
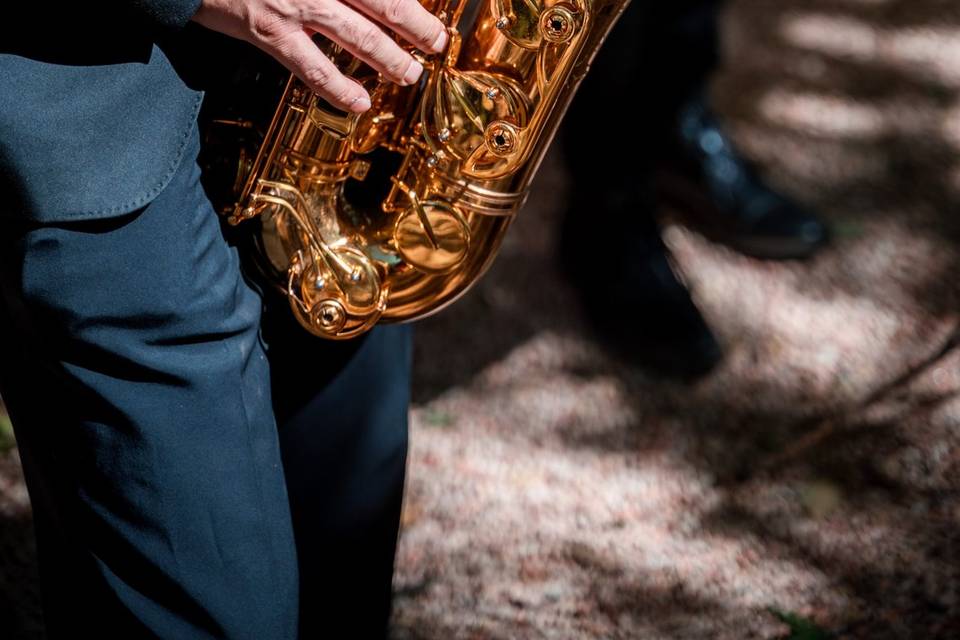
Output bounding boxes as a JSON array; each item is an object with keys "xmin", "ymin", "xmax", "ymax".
[{"xmin": 129, "ymin": 0, "xmax": 204, "ymax": 30}]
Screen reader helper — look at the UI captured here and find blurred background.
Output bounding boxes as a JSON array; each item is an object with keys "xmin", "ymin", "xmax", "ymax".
[{"xmin": 5, "ymin": 0, "xmax": 960, "ymax": 637}]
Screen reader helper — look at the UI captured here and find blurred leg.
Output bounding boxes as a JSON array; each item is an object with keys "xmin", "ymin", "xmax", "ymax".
[
  {"xmin": 0, "ymin": 127, "xmax": 299, "ymax": 639},
  {"xmin": 564, "ymin": 0, "xmax": 723, "ymax": 179},
  {"xmin": 639, "ymin": 0, "xmax": 723, "ymax": 149},
  {"xmin": 558, "ymin": 0, "xmax": 725, "ymax": 378}
]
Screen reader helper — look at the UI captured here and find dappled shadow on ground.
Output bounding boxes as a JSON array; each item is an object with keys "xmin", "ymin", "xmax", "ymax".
[
  {"xmin": 397, "ymin": 0, "xmax": 960, "ymax": 637},
  {"xmin": 2, "ymin": 0, "xmax": 960, "ymax": 637}
]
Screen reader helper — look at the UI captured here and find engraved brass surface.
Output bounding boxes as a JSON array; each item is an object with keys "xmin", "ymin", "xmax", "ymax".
[{"xmin": 217, "ymin": 0, "xmax": 632, "ymax": 339}]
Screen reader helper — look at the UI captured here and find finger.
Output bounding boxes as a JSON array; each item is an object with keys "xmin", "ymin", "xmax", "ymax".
[
  {"xmin": 340, "ymin": 0, "xmax": 448, "ymax": 55},
  {"xmin": 305, "ymin": 5, "xmax": 424, "ymax": 86},
  {"xmin": 265, "ymin": 30, "xmax": 372, "ymax": 113}
]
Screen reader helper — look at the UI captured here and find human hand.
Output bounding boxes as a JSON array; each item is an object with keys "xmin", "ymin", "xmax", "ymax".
[{"xmin": 192, "ymin": 0, "xmax": 448, "ymax": 113}]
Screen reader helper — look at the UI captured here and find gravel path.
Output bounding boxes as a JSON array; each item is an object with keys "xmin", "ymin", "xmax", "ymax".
[{"xmin": 3, "ymin": 1, "xmax": 960, "ymax": 638}]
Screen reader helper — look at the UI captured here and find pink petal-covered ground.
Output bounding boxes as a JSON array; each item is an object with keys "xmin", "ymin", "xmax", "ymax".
[
  {"xmin": 3, "ymin": 0, "xmax": 960, "ymax": 638},
  {"xmin": 393, "ymin": 1, "xmax": 960, "ymax": 637}
]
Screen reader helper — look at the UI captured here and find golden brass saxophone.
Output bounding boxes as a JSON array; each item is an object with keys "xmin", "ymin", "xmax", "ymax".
[{"xmin": 208, "ymin": 0, "xmax": 630, "ymax": 339}]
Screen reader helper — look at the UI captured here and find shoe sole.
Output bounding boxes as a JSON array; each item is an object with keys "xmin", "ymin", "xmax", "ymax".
[{"xmin": 654, "ymin": 170, "xmax": 828, "ymax": 261}]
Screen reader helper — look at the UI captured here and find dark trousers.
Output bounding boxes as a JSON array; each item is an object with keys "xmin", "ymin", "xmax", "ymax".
[
  {"xmin": 0, "ymin": 122, "xmax": 410, "ymax": 638},
  {"xmin": 565, "ymin": 0, "xmax": 722, "ymax": 176},
  {"xmin": 561, "ymin": 0, "xmax": 723, "ymax": 252}
]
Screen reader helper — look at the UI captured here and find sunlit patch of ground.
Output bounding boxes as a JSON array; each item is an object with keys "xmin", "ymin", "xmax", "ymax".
[{"xmin": 394, "ymin": 0, "xmax": 960, "ymax": 637}]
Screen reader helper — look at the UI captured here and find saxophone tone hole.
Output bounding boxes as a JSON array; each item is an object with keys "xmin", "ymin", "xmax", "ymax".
[
  {"xmin": 541, "ymin": 7, "xmax": 577, "ymax": 43},
  {"xmin": 485, "ymin": 122, "xmax": 519, "ymax": 156},
  {"xmin": 313, "ymin": 300, "xmax": 348, "ymax": 334}
]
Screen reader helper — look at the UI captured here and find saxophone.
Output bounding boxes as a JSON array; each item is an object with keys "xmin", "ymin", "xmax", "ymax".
[{"xmin": 205, "ymin": 0, "xmax": 630, "ymax": 339}]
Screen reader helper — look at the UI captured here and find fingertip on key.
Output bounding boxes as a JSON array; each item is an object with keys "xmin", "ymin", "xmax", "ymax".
[
  {"xmin": 430, "ymin": 29, "xmax": 448, "ymax": 53},
  {"xmin": 348, "ymin": 94, "xmax": 372, "ymax": 113},
  {"xmin": 403, "ymin": 60, "xmax": 424, "ymax": 86}
]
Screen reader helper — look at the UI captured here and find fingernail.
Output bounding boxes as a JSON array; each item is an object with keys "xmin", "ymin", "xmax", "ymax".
[
  {"xmin": 403, "ymin": 60, "xmax": 424, "ymax": 86},
  {"xmin": 348, "ymin": 94, "xmax": 372, "ymax": 113},
  {"xmin": 430, "ymin": 29, "xmax": 448, "ymax": 53}
]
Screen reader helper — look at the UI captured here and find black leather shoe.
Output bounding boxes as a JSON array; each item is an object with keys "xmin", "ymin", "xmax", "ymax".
[
  {"xmin": 656, "ymin": 96, "xmax": 828, "ymax": 260},
  {"xmin": 558, "ymin": 187, "xmax": 723, "ymax": 381}
]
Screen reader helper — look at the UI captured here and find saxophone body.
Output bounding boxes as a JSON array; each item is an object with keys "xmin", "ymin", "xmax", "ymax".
[{"xmin": 214, "ymin": 0, "xmax": 630, "ymax": 339}]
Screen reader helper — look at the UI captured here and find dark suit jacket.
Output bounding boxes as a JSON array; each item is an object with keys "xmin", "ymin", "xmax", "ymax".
[{"xmin": 0, "ymin": 1, "xmax": 206, "ymax": 222}]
